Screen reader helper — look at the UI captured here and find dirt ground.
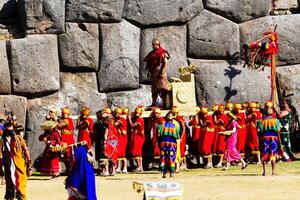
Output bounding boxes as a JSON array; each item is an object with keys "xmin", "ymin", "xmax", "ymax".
[{"xmin": 1, "ymin": 161, "xmax": 300, "ymax": 200}]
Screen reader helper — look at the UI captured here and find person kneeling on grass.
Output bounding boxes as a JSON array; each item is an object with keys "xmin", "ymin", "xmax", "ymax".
[{"xmin": 65, "ymin": 144, "xmax": 97, "ymax": 200}]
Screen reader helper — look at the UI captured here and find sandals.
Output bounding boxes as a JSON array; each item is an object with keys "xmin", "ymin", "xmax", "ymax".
[{"xmin": 241, "ymin": 164, "xmax": 248, "ymax": 170}]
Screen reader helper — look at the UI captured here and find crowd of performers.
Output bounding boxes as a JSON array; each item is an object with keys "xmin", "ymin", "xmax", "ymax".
[{"xmin": 0, "ymin": 99, "xmax": 297, "ymax": 199}]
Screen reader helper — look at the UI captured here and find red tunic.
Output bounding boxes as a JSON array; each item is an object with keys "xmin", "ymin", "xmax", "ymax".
[
  {"xmin": 150, "ymin": 116, "xmax": 165, "ymax": 158},
  {"xmin": 189, "ymin": 117, "xmax": 201, "ymax": 155},
  {"xmin": 246, "ymin": 112, "xmax": 260, "ymax": 154},
  {"xmin": 116, "ymin": 116, "xmax": 128, "ymax": 159},
  {"xmin": 175, "ymin": 116, "xmax": 186, "ymax": 157},
  {"xmin": 215, "ymin": 113, "xmax": 228, "ymax": 156},
  {"xmin": 236, "ymin": 111, "xmax": 247, "ymax": 154},
  {"xmin": 129, "ymin": 117, "xmax": 145, "ymax": 157},
  {"xmin": 198, "ymin": 114, "xmax": 215, "ymax": 157},
  {"xmin": 39, "ymin": 130, "xmax": 61, "ymax": 176},
  {"xmin": 77, "ymin": 117, "xmax": 94, "ymax": 148}
]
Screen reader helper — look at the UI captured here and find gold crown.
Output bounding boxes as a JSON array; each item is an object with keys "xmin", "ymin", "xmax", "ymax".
[
  {"xmin": 195, "ymin": 106, "xmax": 200, "ymax": 113},
  {"xmin": 249, "ymin": 102, "xmax": 256, "ymax": 108},
  {"xmin": 122, "ymin": 107, "xmax": 129, "ymax": 115},
  {"xmin": 154, "ymin": 108, "xmax": 161, "ymax": 114},
  {"xmin": 103, "ymin": 108, "xmax": 112, "ymax": 114},
  {"xmin": 114, "ymin": 107, "xmax": 123, "ymax": 114},
  {"xmin": 265, "ymin": 101, "xmax": 273, "ymax": 108},
  {"xmin": 234, "ymin": 103, "xmax": 242, "ymax": 109},
  {"xmin": 201, "ymin": 107, "xmax": 208, "ymax": 114},
  {"xmin": 218, "ymin": 104, "xmax": 225, "ymax": 111},
  {"xmin": 135, "ymin": 107, "xmax": 143, "ymax": 115},
  {"xmin": 212, "ymin": 105, "xmax": 219, "ymax": 112},
  {"xmin": 226, "ymin": 102, "xmax": 234, "ymax": 109},
  {"xmin": 62, "ymin": 107, "xmax": 71, "ymax": 115},
  {"xmin": 171, "ymin": 106, "xmax": 179, "ymax": 113},
  {"xmin": 227, "ymin": 111, "xmax": 237, "ymax": 120},
  {"xmin": 81, "ymin": 106, "xmax": 90, "ymax": 116}
]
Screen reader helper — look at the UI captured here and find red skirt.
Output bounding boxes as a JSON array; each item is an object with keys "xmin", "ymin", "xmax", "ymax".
[
  {"xmin": 180, "ymin": 132, "xmax": 186, "ymax": 157},
  {"xmin": 129, "ymin": 133, "xmax": 144, "ymax": 157},
  {"xmin": 215, "ymin": 134, "xmax": 226, "ymax": 155},
  {"xmin": 117, "ymin": 133, "xmax": 128, "ymax": 158},
  {"xmin": 40, "ymin": 149, "xmax": 60, "ymax": 176},
  {"xmin": 152, "ymin": 133, "xmax": 160, "ymax": 158},
  {"xmin": 198, "ymin": 130, "xmax": 214, "ymax": 156},
  {"xmin": 237, "ymin": 127, "xmax": 247, "ymax": 154},
  {"xmin": 62, "ymin": 133, "xmax": 75, "ymax": 158},
  {"xmin": 246, "ymin": 126, "xmax": 260, "ymax": 154}
]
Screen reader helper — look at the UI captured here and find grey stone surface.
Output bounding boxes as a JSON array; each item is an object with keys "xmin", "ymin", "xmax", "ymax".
[
  {"xmin": 0, "ymin": 95, "xmax": 27, "ymax": 126},
  {"xmin": 187, "ymin": 10, "xmax": 239, "ymax": 60},
  {"xmin": 8, "ymin": 35, "xmax": 60, "ymax": 96},
  {"xmin": 0, "ymin": 0, "xmax": 18, "ymax": 24},
  {"xmin": 124, "ymin": 0, "xmax": 203, "ymax": 27},
  {"xmin": 107, "ymin": 85, "xmax": 152, "ymax": 111},
  {"xmin": 27, "ymin": 72, "xmax": 107, "ymax": 162},
  {"xmin": 140, "ymin": 25, "xmax": 188, "ymax": 83},
  {"xmin": 204, "ymin": 0, "xmax": 271, "ymax": 23},
  {"xmin": 240, "ymin": 15, "xmax": 300, "ymax": 66},
  {"xmin": 0, "ymin": 41, "xmax": 11, "ymax": 93},
  {"xmin": 66, "ymin": 0, "xmax": 124, "ymax": 23},
  {"xmin": 189, "ymin": 59, "xmax": 271, "ymax": 106},
  {"xmin": 59, "ymin": 23, "xmax": 99, "ymax": 71},
  {"xmin": 277, "ymin": 65, "xmax": 300, "ymax": 113},
  {"xmin": 98, "ymin": 20, "xmax": 140, "ymax": 92},
  {"xmin": 18, "ymin": 0, "xmax": 65, "ymax": 34}
]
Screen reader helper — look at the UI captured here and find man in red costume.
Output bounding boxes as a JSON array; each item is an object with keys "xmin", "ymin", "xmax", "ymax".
[
  {"xmin": 246, "ymin": 102, "xmax": 261, "ymax": 164},
  {"xmin": 144, "ymin": 38, "xmax": 171, "ymax": 108},
  {"xmin": 234, "ymin": 103, "xmax": 247, "ymax": 157},
  {"xmin": 198, "ymin": 107, "xmax": 215, "ymax": 169},
  {"xmin": 114, "ymin": 107, "xmax": 128, "ymax": 173},
  {"xmin": 128, "ymin": 107, "xmax": 145, "ymax": 173},
  {"xmin": 77, "ymin": 106, "xmax": 94, "ymax": 149},
  {"xmin": 171, "ymin": 106, "xmax": 187, "ymax": 172},
  {"xmin": 57, "ymin": 107, "xmax": 75, "ymax": 174},
  {"xmin": 148, "ymin": 108, "xmax": 165, "ymax": 167},
  {"xmin": 214, "ymin": 105, "xmax": 228, "ymax": 168},
  {"xmin": 188, "ymin": 106, "xmax": 201, "ymax": 166}
]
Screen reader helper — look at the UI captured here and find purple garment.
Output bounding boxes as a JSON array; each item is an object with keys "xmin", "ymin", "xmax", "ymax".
[{"xmin": 225, "ymin": 121, "xmax": 242, "ymax": 162}]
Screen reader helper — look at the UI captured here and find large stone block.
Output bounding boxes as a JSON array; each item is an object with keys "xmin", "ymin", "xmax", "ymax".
[
  {"xmin": 124, "ymin": 0, "xmax": 203, "ymax": 27},
  {"xmin": 59, "ymin": 23, "xmax": 99, "ymax": 71},
  {"xmin": 140, "ymin": 25, "xmax": 188, "ymax": 83},
  {"xmin": 0, "ymin": 95, "xmax": 27, "ymax": 126},
  {"xmin": 98, "ymin": 20, "xmax": 140, "ymax": 92},
  {"xmin": 188, "ymin": 59, "xmax": 271, "ymax": 106},
  {"xmin": 0, "ymin": 0, "xmax": 18, "ymax": 24},
  {"xmin": 240, "ymin": 15, "xmax": 300, "ymax": 66},
  {"xmin": 18, "ymin": 0, "xmax": 65, "ymax": 34},
  {"xmin": 204, "ymin": 0, "xmax": 271, "ymax": 23},
  {"xmin": 107, "ymin": 85, "xmax": 152, "ymax": 112},
  {"xmin": 27, "ymin": 72, "xmax": 107, "ymax": 162},
  {"xmin": 8, "ymin": 35, "xmax": 60, "ymax": 96},
  {"xmin": 0, "ymin": 41, "xmax": 11, "ymax": 93},
  {"xmin": 187, "ymin": 10, "xmax": 239, "ymax": 60},
  {"xmin": 66, "ymin": 0, "xmax": 124, "ymax": 23},
  {"xmin": 277, "ymin": 65, "xmax": 300, "ymax": 113}
]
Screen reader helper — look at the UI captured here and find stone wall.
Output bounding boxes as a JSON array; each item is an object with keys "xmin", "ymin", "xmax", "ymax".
[{"xmin": 1, "ymin": 0, "xmax": 300, "ymax": 162}]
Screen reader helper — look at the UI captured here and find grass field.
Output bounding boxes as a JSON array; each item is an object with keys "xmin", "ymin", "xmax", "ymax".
[{"xmin": 1, "ymin": 160, "xmax": 300, "ymax": 200}]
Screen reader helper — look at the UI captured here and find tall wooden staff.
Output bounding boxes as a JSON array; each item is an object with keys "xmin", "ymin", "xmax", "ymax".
[{"xmin": 243, "ymin": 26, "xmax": 279, "ymax": 110}]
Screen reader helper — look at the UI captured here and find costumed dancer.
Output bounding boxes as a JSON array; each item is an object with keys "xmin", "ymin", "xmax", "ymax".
[
  {"xmin": 278, "ymin": 99, "xmax": 295, "ymax": 161},
  {"xmin": 198, "ymin": 107, "xmax": 215, "ymax": 169},
  {"xmin": 0, "ymin": 114, "xmax": 5, "ymax": 185},
  {"xmin": 257, "ymin": 101, "xmax": 282, "ymax": 176},
  {"xmin": 220, "ymin": 112, "xmax": 247, "ymax": 171},
  {"xmin": 234, "ymin": 103, "xmax": 247, "ymax": 157},
  {"xmin": 214, "ymin": 105, "xmax": 228, "ymax": 168},
  {"xmin": 2, "ymin": 121, "xmax": 31, "ymax": 200},
  {"xmin": 128, "ymin": 107, "xmax": 145, "ymax": 173},
  {"xmin": 114, "ymin": 107, "xmax": 128, "ymax": 173},
  {"xmin": 148, "ymin": 108, "xmax": 165, "ymax": 168},
  {"xmin": 65, "ymin": 144, "xmax": 97, "ymax": 200},
  {"xmin": 172, "ymin": 106, "xmax": 187, "ymax": 172},
  {"xmin": 39, "ymin": 107, "xmax": 61, "ymax": 178},
  {"xmin": 188, "ymin": 106, "xmax": 201, "ymax": 166},
  {"xmin": 93, "ymin": 109, "xmax": 106, "ymax": 176},
  {"xmin": 246, "ymin": 102, "xmax": 261, "ymax": 164},
  {"xmin": 211, "ymin": 105, "xmax": 219, "ymax": 158},
  {"xmin": 226, "ymin": 102, "xmax": 234, "ymax": 112},
  {"xmin": 77, "ymin": 106, "xmax": 94, "ymax": 149},
  {"xmin": 143, "ymin": 38, "xmax": 171, "ymax": 108},
  {"xmin": 57, "ymin": 107, "xmax": 75, "ymax": 174},
  {"xmin": 158, "ymin": 111, "xmax": 180, "ymax": 178}
]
